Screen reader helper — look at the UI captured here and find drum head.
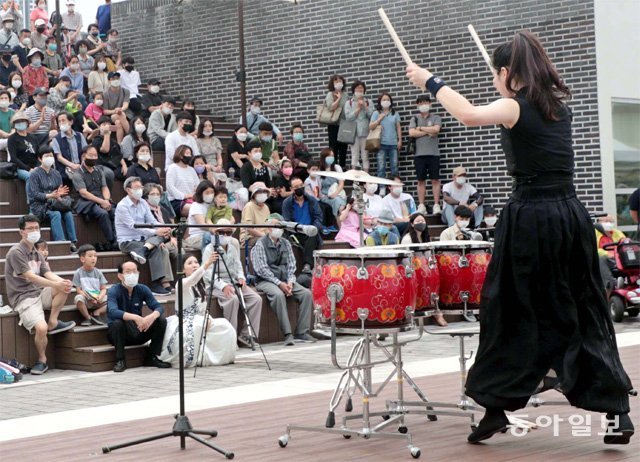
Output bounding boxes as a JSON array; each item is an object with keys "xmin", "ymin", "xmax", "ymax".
[
  {"xmin": 314, "ymin": 247, "xmax": 413, "ymax": 259},
  {"xmin": 386, "ymin": 243, "xmax": 433, "ymax": 252},
  {"xmin": 428, "ymin": 240, "xmax": 492, "ymax": 250}
]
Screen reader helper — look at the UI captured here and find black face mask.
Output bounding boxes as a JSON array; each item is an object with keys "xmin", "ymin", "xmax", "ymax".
[
  {"xmin": 182, "ymin": 124, "xmax": 194, "ymax": 133},
  {"xmin": 414, "ymin": 222, "xmax": 426, "ymax": 232},
  {"xmin": 36, "ymin": 27, "xmax": 46, "ymax": 33},
  {"xmin": 294, "ymin": 187, "xmax": 305, "ymax": 197},
  {"xmin": 91, "ymin": 31, "xmax": 99, "ymax": 37},
  {"xmin": 182, "ymin": 156, "xmax": 192, "ymax": 164},
  {"xmin": 1, "ymin": 55, "xmax": 9, "ymax": 62},
  {"xmin": 84, "ymin": 158, "xmax": 97, "ymax": 167},
  {"xmin": 124, "ymin": 65, "xmax": 134, "ymax": 72}
]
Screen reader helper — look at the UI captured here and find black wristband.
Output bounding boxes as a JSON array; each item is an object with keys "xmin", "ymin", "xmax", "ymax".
[{"xmin": 426, "ymin": 76, "xmax": 446, "ymax": 97}]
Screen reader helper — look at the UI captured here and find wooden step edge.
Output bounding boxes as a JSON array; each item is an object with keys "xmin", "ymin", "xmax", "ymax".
[{"xmin": 74, "ymin": 343, "xmax": 148, "ymax": 353}]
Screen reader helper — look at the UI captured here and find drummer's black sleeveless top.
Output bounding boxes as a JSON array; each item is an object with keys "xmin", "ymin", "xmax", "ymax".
[{"xmin": 500, "ymin": 88, "xmax": 574, "ymax": 180}]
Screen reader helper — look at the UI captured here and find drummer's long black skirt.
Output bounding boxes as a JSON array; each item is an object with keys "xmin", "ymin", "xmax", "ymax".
[{"xmin": 465, "ymin": 182, "xmax": 632, "ymax": 413}]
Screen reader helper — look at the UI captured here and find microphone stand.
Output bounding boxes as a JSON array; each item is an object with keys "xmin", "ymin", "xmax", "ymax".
[{"xmin": 103, "ymin": 222, "xmax": 234, "ymax": 459}]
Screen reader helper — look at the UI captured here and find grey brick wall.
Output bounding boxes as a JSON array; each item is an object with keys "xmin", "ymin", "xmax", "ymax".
[{"xmin": 113, "ymin": 0, "xmax": 602, "ymax": 211}]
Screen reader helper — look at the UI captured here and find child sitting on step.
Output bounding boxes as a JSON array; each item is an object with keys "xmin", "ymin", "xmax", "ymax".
[{"xmin": 73, "ymin": 245, "xmax": 108, "ymax": 326}]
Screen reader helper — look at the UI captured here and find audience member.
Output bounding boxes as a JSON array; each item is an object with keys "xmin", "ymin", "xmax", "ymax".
[
  {"xmin": 282, "ymin": 123, "xmax": 311, "ymax": 179},
  {"xmin": 164, "ymin": 110, "xmax": 199, "ymax": 170},
  {"xmin": 43, "ymin": 37, "xmax": 63, "ymax": 83},
  {"xmin": 181, "ymin": 99, "xmax": 199, "ymax": 133},
  {"xmin": 102, "ymin": 71, "xmax": 130, "ymax": 130},
  {"xmin": 370, "ymin": 91, "xmax": 402, "ymax": 183},
  {"xmin": 121, "ymin": 115, "xmax": 150, "ymax": 162},
  {"xmin": 119, "ymin": 56, "xmax": 141, "ymax": 115},
  {"xmin": 257, "ymin": 121, "xmax": 279, "ymax": 166},
  {"xmin": 22, "ymin": 48, "xmax": 48, "ymax": 97},
  {"xmin": 30, "ymin": 1, "xmax": 49, "ymax": 32},
  {"xmin": 382, "ymin": 176, "xmax": 415, "ymax": 235},
  {"xmin": 4, "ymin": 214, "xmax": 74, "ymax": 375},
  {"xmin": 28, "ymin": 146, "xmax": 78, "ymax": 251},
  {"xmin": 0, "ymin": 89, "xmax": 14, "ymax": 150},
  {"xmin": 596, "ymin": 215, "xmax": 626, "ymax": 293},
  {"xmin": 271, "ymin": 158, "xmax": 293, "ymax": 214},
  {"xmin": 251, "ymin": 213, "xmax": 315, "ymax": 345},
  {"xmin": 440, "ymin": 205, "xmax": 475, "ymax": 241},
  {"xmin": 196, "ymin": 118, "xmax": 223, "ymax": 168},
  {"xmin": 25, "ymin": 88, "xmax": 57, "ymax": 145},
  {"xmin": 365, "ymin": 209, "xmax": 399, "ymax": 246},
  {"xmin": 75, "ymin": 40, "xmax": 94, "ymax": 77},
  {"xmin": 92, "ymin": 115, "xmax": 125, "ymax": 185},
  {"xmin": 73, "ymin": 244, "xmax": 108, "ymax": 327},
  {"xmin": 86, "ymin": 23, "xmax": 104, "ymax": 55},
  {"xmin": 226, "ymin": 124, "xmax": 248, "ymax": 177},
  {"xmin": 401, "ymin": 212, "xmax": 430, "ymax": 244},
  {"xmin": 363, "ymin": 181, "xmax": 385, "ymax": 218},
  {"xmin": 143, "ymin": 182, "xmax": 176, "ymax": 227},
  {"xmin": 240, "ymin": 181, "xmax": 271, "ymax": 245},
  {"xmin": 409, "ymin": 94, "xmax": 442, "ymax": 214},
  {"xmin": 114, "ymin": 176, "xmax": 174, "ymax": 296},
  {"xmin": 335, "ymin": 197, "xmax": 368, "ymax": 248},
  {"xmin": 183, "ymin": 179, "xmax": 215, "ymax": 251},
  {"xmin": 319, "ymin": 147, "xmax": 346, "ymax": 223},
  {"xmin": 0, "ymin": 46, "xmax": 16, "ymax": 87},
  {"xmin": 0, "ymin": 14, "xmax": 18, "ymax": 50},
  {"xmin": 51, "ymin": 111, "xmax": 86, "ymax": 182},
  {"xmin": 140, "ymin": 77, "xmax": 162, "ymax": 119},
  {"xmin": 46, "ymin": 76, "xmax": 73, "ymax": 114},
  {"xmin": 88, "ymin": 57, "xmax": 108, "ymax": 97},
  {"xmin": 59, "ymin": 55, "xmax": 85, "ymax": 99},
  {"xmin": 102, "ymin": 28, "xmax": 121, "ymax": 71},
  {"xmin": 241, "ymin": 96, "xmax": 282, "ymax": 141},
  {"xmin": 7, "ymin": 111, "xmax": 37, "ymax": 192},
  {"xmin": 72, "ymin": 146, "xmax": 117, "ymax": 251},
  {"xmin": 202, "ymin": 220, "xmax": 263, "ymax": 347},
  {"xmin": 442, "ymin": 166, "xmax": 484, "ymax": 228},
  {"xmin": 344, "ymin": 80, "xmax": 374, "ymax": 171},
  {"xmin": 148, "ymin": 96, "xmax": 176, "ymax": 151},
  {"xmin": 95, "ymin": 0, "xmax": 111, "ymax": 37},
  {"xmin": 240, "ymin": 138, "xmax": 271, "ymax": 189},
  {"xmin": 206, "ymin": 187, "xmax": 234, "ymax": 225},
  {"xmin": 126, "ymin": 142, "xmax": 159, "ymax": 185},
  {"xmin": 478, "ymin": 205, "xmax": 498, "ymax": 241},
  {"xmin": 324, "ymin": 74, "xmax": 348, "ymax": 168},
  {"xmin": 166, "ymin": 144, "xmax": 199, "ymax": 217},
  {"xmin": 30, "ymin": 20, "xmax": 47, "ymax": 51},
  {"xmin": 10, "ymin": 29, "xmax": 31, "ymax": 73},
  {"xmin": 106, "ymin": 260, "xmax": 170, "ymax": 372}
]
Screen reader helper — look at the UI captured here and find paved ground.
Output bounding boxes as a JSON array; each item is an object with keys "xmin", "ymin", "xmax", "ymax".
[{"xmin": 2, "ymin": 316, "xmax": 638, "ymax": 422}]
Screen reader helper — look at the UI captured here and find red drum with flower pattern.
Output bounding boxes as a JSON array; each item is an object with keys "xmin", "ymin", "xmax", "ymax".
[
  {"xmin": 387, "ymin": 244, "xmax": 440, "ymax": 313},
  {"xmin": 312, "ymin": 248, "xmax": 417, "ymax": 328}
]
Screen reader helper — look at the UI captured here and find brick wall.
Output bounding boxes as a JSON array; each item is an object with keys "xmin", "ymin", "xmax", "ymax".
[{"xmin": 112, "ymin": 0, "xmax": 602, "ymax": 211}]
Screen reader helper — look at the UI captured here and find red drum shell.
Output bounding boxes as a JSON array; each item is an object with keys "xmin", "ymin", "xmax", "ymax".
[{"xmin": 312, "ymin": 249, "xmax": 417, "ymax": 328}]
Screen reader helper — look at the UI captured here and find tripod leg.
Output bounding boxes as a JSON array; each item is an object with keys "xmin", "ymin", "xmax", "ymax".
[
  {"xmin": 190, "ymin": 429, "xmax": 219, "ymax": 437},
  {"xmin": 188, "ymin": 432, "xmax": 234, "ymax": 459},
  {"xmin": 102, "ymin": 431, "xmax": 174, "ymax": 453}
]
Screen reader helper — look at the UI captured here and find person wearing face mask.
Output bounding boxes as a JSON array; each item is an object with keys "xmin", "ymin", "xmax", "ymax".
[
  {"xmin": 202, "ymin": 219, "xmax": 262, "ymax": 348},
  {"xmin": 0, "ymin": 1, "xmax": 23, "ymax": 31},
  {"xmin": 30, "ymin": 18, "xmax": 47, "ymax": 51},
  {"xmin": 60, "ymin": 55, "xmax": 85, "ymax": 95},
  {"xmin": 115, "ymin": 176, "xmax": 174, "ymax": 296},
  {"xmin": 282, "ymin": 176, "xmax": 323, "ymax": 271},
  {"xmin": 439, "ymin": 205, "xmax": 475, "ymax": 241},
  {"xmin": 241, "ymin": 96, "xmax": 283, "ymax": 141},
  {"xmin": 29, "ymin": 0, "xmax": 48, "ymax": 34},
  {"xmin": 271, "ymin": 158, "xmax": 294, "ymax": 215},
  {"xmin": 365, "ymin": 209, "xmax": 399, "ymax": 246},
  {"xmin": 61, "ymin": 0, "xmax": 82, "ymax": 44},
  {"xmin": 181, "ymin": 99, "xmax": 199, "ymax": 133},
  {"xmin": 95, "ymin": 0, "xmax": 112, "ymax": 37},
  {"xmin": 164, "ymin": 111, "xmax": 200, "ymax": 171},
  {"xmin": 23, "ymin": 88, "xmax": 56, "ymax": 146},
  {"xmin": 240, "ymin": 138, "xmax": 272, "ymax": 189},
  {"xmin": 0, "ymin": 15, "xmax": 18, "ymax": 49},
  {"xmin": 282, "ymin": 123, "xmax": 312, "ymax": 180},
  {"xmin": 442, "ymin": 166, "xmax": 484, "ymax": 228},
  {"xmin": 5, "ymin": 214, "xmax": 75, "ymax": 375},
  {"xmin": 191, "ymin": 155, "xmax": 213, "ymax": 183},
  {"xmin": 0, "ymin": 90, "xmax": 14, "ymax": 151},
  {"xmin": 362, "ymin": 181, "xmax": 385, "ymax": 219},
  {"xmin": 102, "ymin": 71, "xmax": 131, "ymax": 131},
  {"xmin": 28, "ymin": 146, "xmax": 79, "ymax": 251},
  {"xmin": 71, "ymin": 145, "xmax": 117, "ymax": 251},
  {"xmin": 7, "ymin": 111, "xmax": 38, "ymax": 196},
  {"xmin": 240, "ymin": 182, "xmax": 271, "ymax": 245},
  {"xmin": 47, "ymin": 76, "xmax": 77, "ymax": 114},
  {"xmin": 51, "ymin": 111, "xmax": 88, "ymax": 183},
  {"xmin": 409, "ymin": 94, "xmax": 443, "ymax": 215},
  {"xmin": 226, "ymin": 124, "xmax": 249, "ymax": 177},
  {"xmin": 121, "ymin": 115, "xmax": 151, "ymax": 162},
  {"xmin": 595, "ymin": 215, "xmax": 627, "ymax": 294},
  {"xmin": 256, "ymin": 121, "xmax": 279, "ymax": 167},
  {"xmin": 85, "ymin": 23, "xmax": 105, "ymax": 55},
  {"xmin": 84, "ymin": 90, "xmax": 104, "ymax": 124},
  {"xmin": 22, "ymin": 49, "xmax": 48, "ymax": 97},
  {"xmin": 165, "ymin": 144, "xmax": 199, "ymax": 217},
  {"xmin": 324, "ymin": 74, "xmax": 349, "ymax": 168},
  {"xmin": 251, "ymin": 213, "xmax": 315, "ymax": 345},
  {"xmin": 106, "ymin": 260, "xmax": 171, "ymax": 373},
  {"xmin": 183, "ymin": 180, "xmax": 216, "ymax": 251},
  {"xmin": 102, "ymin": 28, "xmax": 121, "ymax": 72},
  {"xmin": 74, "ymin": 39, "xmax": 95, "ymax": 78},
  {"xmin": 336, "ymin": 196, "xmax": 367, "ymax": 248},
  {"xmin": 118, "ymin": 56, "xmax": 142, "ymax": 115},
  {"xmin": 148, "ymin": 96, "xmax": 177, "ymax": 151},
  {"xmin": 88, "ymin": 57, "xmax": 109, "ymax": 96},
  {"xmin": 126, "ymin": 142, "xmax": 160, "ymax": 186},
  {"xmin": 382, "ymin": 177, "xmax": 416, "ymax": 235},
  {"xmin": 140, "ymin": 77, "xmax": 164, "ymax": 119},
  {"xmin": 196, "ymin": 118, "xmax": 223, "ymax": 168},
  {"xmin": 401, "ymin": 212, "xmax": 431, "ymax": 244},
  {"xmin": 477, "ymin": 205, "xmax": 498, "ymax": 241},
  {"xmin": 10, "ymin": 29, "xmax": 31, "ymax": 73},
  {"xmin": 319, "ymin": 147, "xmax": 346, "ymax": 227},
  {"xmin": 344, "ymin": 80, "xmax": 374, "ymax": 172},
  {"xmin": 0, "ymin": 49, "xmax": 17, "ymax": 88},
  {"xmin": 370, "ymin": 91, "xmax": 402, "ymax": 184},
  {"xmin": 91, "ymin": 115, "xmax": 125, "ymax": 185},
  {"xmin": 42, "ymin": 37, "xmax": 63, "ymax": 84},
  {"xmin": 143, "ymin": 182, "xmax": 175, "ymax": 226}
]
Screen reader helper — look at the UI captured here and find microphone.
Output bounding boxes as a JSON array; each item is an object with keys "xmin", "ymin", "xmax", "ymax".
[
  {"xmin": 279, "ymin": 221, "xmax": 318, "ymax": 237},
  {"xmin": 460, "ymin": 228, "xmax": 483, "ymax": 241}
]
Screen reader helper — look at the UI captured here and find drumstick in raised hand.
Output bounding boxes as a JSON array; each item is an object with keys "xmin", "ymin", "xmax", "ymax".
[
  {"xmin": 467, "ymin": 24, "xmax": 496, "ymax": 76},
  {"xmin": 378, "ymin": 8, "xmax": 413, "ymax": 66}
]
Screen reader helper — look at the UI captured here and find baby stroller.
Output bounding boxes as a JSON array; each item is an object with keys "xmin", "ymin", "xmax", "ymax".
[{"xmin": 602, "ymin": 238, "xmax": 640, "ymax": 322}]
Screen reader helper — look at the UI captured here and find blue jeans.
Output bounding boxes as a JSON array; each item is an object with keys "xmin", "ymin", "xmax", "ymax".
[
  {"xmin": 17, "ymin": 169, "xmax": 30, "ymax": 203},
  {"xmin": 376, "ymin": 144, "xmax": 398, "ymax": 181},
  {"xmin": 46, "ymin": 210, "xmax": 77, "ymax": 242}
]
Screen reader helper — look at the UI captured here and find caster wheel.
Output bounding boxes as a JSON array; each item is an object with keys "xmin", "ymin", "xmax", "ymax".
[
  {"xmin": 325, "ymin": 411, "xmax": 336, "ymax": 428},
  {"xmin": 225, "ymin": 452, "xmax": 235, "ymax": 460},
  {"xmin": 345, "ymin": 397, "xmax": 353, "ymax": 412},
  {"xmin": 470, "ymin": 423, "xmax": 478, "ymax": 430},
  {"xmin": 398, "ymin": 426, "xmax": 408, "ymax": 434},
  {"xmin": 343, "ymin": 434, "xmax": 352, "ymax": 439},
  {"xmin": 364, "ymin": 434, "xmax": 371, "ymax": 440},
  {"xmin": 410, "ymin": 446, "xmax": 421, "ymax": 458},
  {"xmin": 381, "ymin": 414, "xmax": 390, "ymax": 421},
  {"xmin": 278, "ymin": 436, "xmax": 288, "ymax": 448},
  {"xmin": 426, "ymin": 407, "xmax": 438, "ymax": 421}
]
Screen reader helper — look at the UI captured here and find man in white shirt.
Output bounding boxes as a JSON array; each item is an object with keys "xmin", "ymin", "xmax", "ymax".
[
  {"xmin": 118, "ymin": 56, "xmax": 141, "ymax": 116},
  {"xmin": 441, "ymin": 166, "xmax": 484, "ymax": 228},
  {"xmin": 164, "ymin": 111, "xmax": 200, "ymax": 171},
  {"xmin": 60, "ymin": 0, "xmax": 82, "ymax": 43},
  {"xmin": 440, "ymin": 205, "xmax": 480, "ymax": 241},
  {"xmin": 382, "ymin": 176, "xmax": 416, "ymax": 235},
  {"xmin": 363, "ymin": 182, "xmax": 385, "ymax": 218}
]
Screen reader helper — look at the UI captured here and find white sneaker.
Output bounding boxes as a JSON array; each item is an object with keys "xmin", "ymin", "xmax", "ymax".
[
  {"xmin": 432, "ymin": 203, "xmax": 442, "ymax": 214},
  {"xmin": 417, "ymin": 203, "xmax": 427, "ymax": 214}
]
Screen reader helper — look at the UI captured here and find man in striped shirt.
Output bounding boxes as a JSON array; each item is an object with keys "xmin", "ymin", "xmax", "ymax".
[{"xmin": 24, "ymin": 87, "xmax": 57, "ymax": 146}]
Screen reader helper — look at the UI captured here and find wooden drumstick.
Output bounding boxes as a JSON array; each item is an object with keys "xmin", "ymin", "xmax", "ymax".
[
  {"xmin": 378, "ymin": 8, "xmax": 413, "ymax": 66},
  {"xmin": 467, "ymin": 24, "xmax": 496, "ymax": 76}
]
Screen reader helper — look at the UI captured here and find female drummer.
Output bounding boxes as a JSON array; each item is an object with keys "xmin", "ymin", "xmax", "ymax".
[{"xmin": 407, "ymin": 31, "xmax": 633, "ymax": 445}]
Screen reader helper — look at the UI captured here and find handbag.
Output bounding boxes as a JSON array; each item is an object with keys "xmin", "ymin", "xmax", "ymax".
[
  {"xmin": 0, "ymin": 162, "xmax": 17, "ymax": 179},
  {"xmin": 316, "ymin": 103, "xmax": 342, "ymax": 125},
  {"xmin": 337, "ymin": 119, "xmax": 357, "ymax": 144},
  {"xmin": 365, "ymin": 125, "xmax": 382, "ymax": 153},
  {"xmin": 47, "ymin": 195, "xmax": 74, "ymax": 213}
]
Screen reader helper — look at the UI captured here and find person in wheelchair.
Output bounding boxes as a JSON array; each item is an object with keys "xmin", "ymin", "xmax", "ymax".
[{"xmin": 595, "ymin": 214, "xmax": 626, "ymax": 294}]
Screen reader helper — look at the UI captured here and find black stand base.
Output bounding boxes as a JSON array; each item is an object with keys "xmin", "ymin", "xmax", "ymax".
[{"xmin": 102, "ymin": 414, "xmax": 234, "ymax": 459}]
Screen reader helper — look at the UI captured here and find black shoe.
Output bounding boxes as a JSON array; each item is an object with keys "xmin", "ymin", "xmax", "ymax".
[
  {"xmin": 70, "ymin": 242, "xmax": 78, "ymax": 253},
  {"xmin": 144, "ymin": 356, "xmax": 171, "ymax": 368},
  {"xmin": 113, "ymin": 360, "xmax": 126, "ymax": 373},
  {"xmin": 150, "ymin": 283, "xmax": 171, "ymax": 296},
  {"xmin": 468, "ymin": 409, "xmax": 509, "ymax": 444},
  {"xmin": 108, "ymin": 241, "xmax": 119, "ymax": 251},
  {"xmin": 95, "ymin": 243, "xmax": 105, "ymax": 252},
  {"xmin": 604, "ymin": 413, "xmax": 635, "ymax": 444}
]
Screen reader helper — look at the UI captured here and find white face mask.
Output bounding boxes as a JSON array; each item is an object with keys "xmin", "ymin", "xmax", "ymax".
[
  {"xmin": 354, "ymin": 91, "xmax": 364, "ymax": 98},
  {"xmin": 251, "ymin": 152, "xmax": 262, "ymax": 161},
  {"xmin": 602, "ymin": 222, "xmax": 614, "ymax": 232},
  {"xmin": 0, "ymin": 100, "xmax": 9, "ymax": 109},
  {"xmin": 309, "ymin": 173, "xmax": 317, "ymax": 179},
  {"xmin": 110, "ymin": 79, "xmax": 121, "ymax": 88},
  {"xmin": 218, "ymin": 235, "xmax": 229, "ymax": 246},
  {"xmin": 457, "ymin": 220, "xmax": 470, "ymax": 229},
  {"xmin": 135, "ymin": 124, "xmax": 146, "ymax": 133},
  {"xmin": 236, "ymin": 132, "xmax": 248, "ymax": 141},
  {"xmin": 391, "ymin": 186, "xmax": 403, "ymax": 196},
  {"xmin": 138, "ymin": 153, "xmax": 151, "ymax": 163},
  {"xmin": 131, "ymin": 188, "xmax": 143, "ymax": 200},
  {"xmin": 26, "ymin": 231, "xmax": 41, "ymax": 244},
  {"xmin": 455, "ymin": 176, "xmax": 467, "ymax": 185},
  {"xmin": 149, "ymin": 85, "xmax": 160, "ymax": 94},
  {"xmin": 147, "ymin": 195, "xmax": 161, "ymax": 206},
  {"xmin": 203, "ymin": 193, "xmax": 214, "ymax": 204},
  {"xmin": 123, "ymin": 273, "xmax": 139, "ymax": 287},
  {"xmin": 97, "ymin": 62, "xmax": 107, "ymax": 70},
  {"xmin": 250, "ymin": 106, "xmax": 261, "ymax": 115},
  {"xmin": 254, "ymin": 193, "xmax": 268, "ymax": 204},
  {"xmin": 334, "ymin": 83, "xmax": 343, "ymax": 91},
  {"xmin": 271, "ymin": 228, "xmax": 283, "ymax": 239},
  {"xmin": 59, "ymin": 124, "xmax": 70, "ymax": 133},
  {"xmin": 366, "ymin": 184, "xmax": 378, "ymax": 195},
  {"xmin": 484, "ymin": 217, "xmax": 498, "ymax": 227},
  {"xmin": 11, "ymin": 79, "xmax": 21, "ymax": 89},
  {"xmin": 203, "ymin": 130, "xmax": 213, "ymax": 136},
  {"xmin": 381, "ymin": 100, "xmax": 391, "ymax": 109},
  {"xmin": 161, "ymin": 106, "xmax": 173, "ymax": 115},
  {"xmin": 418, "ymin": 104, "xmax": 430, "ymax": 113},
  {"xmin": 94, "ymin": 99, "xmax": 103, "ymax": 107},
  {"xmin": 42, "ymin": 156, "xmax": 55, "ymax": 168}
]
